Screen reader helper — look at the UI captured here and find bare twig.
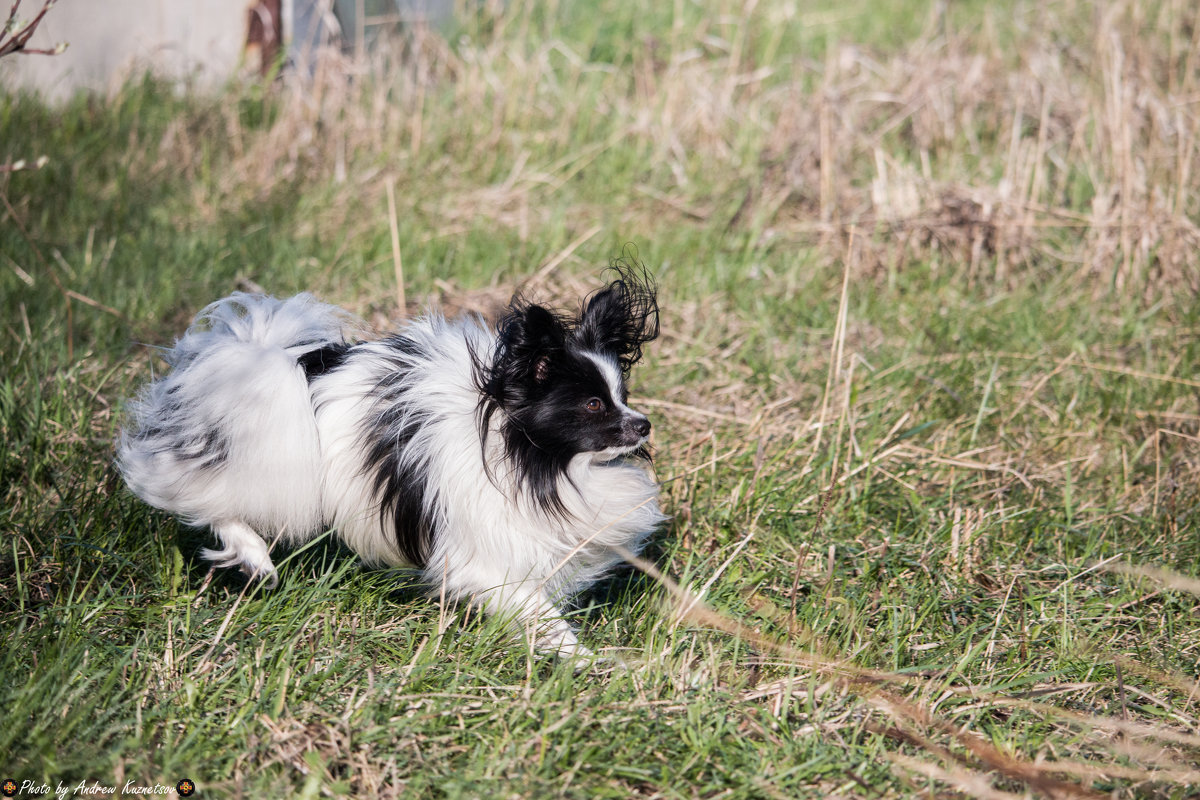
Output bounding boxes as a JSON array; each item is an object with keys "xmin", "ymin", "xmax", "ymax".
[
  {"xmin": 2, "ymin": 2, "xmax": 65, "ymax": 177},
  {"xmin": 0, "ymin": 155, "xmax": 49, "ymax": 173},
  {"xmin": 0, "ymin": 0, "xmax": 67, "ymax": 59}
]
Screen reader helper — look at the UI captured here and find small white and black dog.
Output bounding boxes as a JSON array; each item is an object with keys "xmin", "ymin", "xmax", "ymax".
[{"xmin": 118, "ymin": 264, "xmax": 665, "ymax": 657}]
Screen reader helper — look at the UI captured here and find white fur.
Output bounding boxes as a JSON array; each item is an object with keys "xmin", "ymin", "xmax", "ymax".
[
  {"xmin": 118, "ymin": 292, "xmax": 665, "ymax": 657},
  {"xmin": 117, "ymin": 294, "xmax": 349, "ymax": 537}
]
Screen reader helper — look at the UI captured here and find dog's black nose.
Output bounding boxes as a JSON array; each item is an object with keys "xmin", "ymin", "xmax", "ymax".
[{"xmin": 632, "ymin": 416, "xmax": 651, "ymax": 437}]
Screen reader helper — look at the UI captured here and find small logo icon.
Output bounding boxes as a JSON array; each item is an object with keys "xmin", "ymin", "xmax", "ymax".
[
  {"xmin": 1, "ymin": 779, "xmax": 16, "ymax": 798},
  {"xmin": 176, "ymin": 779, "xmax": 196, "ymax": 797}
]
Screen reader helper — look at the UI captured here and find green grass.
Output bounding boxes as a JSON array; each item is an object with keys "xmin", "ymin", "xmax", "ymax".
[{"xmin": 3, "ymin": 0, "xmax": 1200, "ymax": 797}]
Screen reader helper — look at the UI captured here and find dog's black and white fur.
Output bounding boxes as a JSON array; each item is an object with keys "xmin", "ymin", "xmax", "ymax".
[{"xmin": 117, "ymin": 265, "xmax": 664, "ymax": 657}]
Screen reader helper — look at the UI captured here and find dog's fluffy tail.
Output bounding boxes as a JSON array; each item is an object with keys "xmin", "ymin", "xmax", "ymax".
[
  {"xmin": 168, "ymin": 292, "xmax": 356, "ymax": 368},
  {"xmin": 117, "ymin": 293, "xmax": 356, "ymax": 532}
]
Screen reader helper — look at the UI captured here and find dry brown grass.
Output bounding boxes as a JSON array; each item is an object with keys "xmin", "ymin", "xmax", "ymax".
[
  {"xmin": 153, "ymin": 2, "xmax": 1200, "ymax": 301},
  {"xmin": 622, "ymin": 544, "xmax": 1200, "ymax": 800}
]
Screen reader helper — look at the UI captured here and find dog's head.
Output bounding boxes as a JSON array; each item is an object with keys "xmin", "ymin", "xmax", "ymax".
[{"xmin": 478, "ymin": 258, "xmax": 659, "ymax": 510}]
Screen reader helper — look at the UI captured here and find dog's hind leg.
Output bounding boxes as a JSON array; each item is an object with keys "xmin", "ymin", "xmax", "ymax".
[{"xmin": 201, "ymin": 520, "xmax": 279, "ymax": 588}]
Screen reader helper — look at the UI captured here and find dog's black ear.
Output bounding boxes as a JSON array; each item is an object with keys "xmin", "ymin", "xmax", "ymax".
[
  {"xmin": 576, "ymin": 259, "xmax": 659, "ymax": 374},
  {"xmin": 494, "ymin": 302, "xmax": 565, "ymax": 387}
]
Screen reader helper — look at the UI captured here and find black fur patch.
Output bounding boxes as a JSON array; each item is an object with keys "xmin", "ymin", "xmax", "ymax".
[
  {"xmin": 298, "ymin": 343, "xmax": 351, "ymax": 382},
  {"xmin": 360, "ymin": 336, "xmax": 438, "ymax": 568},
  {"xmin": 474, "ymin": 303, "xmax": 573, "ymax": 516}
]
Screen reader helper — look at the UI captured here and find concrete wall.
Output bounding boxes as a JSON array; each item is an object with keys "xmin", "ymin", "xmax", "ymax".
[
  {"xmin": 0, "ymin": 0, "xmax": 460, "ymax": 100},
  {"xmin": 0, "ymin": 0, "xmax": 252, "ymax": 100}
]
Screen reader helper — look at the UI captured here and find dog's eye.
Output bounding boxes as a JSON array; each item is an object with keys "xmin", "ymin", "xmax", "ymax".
[{"xmin": 585, "ymin": 398, "xmax": 605, "ymax": 413}]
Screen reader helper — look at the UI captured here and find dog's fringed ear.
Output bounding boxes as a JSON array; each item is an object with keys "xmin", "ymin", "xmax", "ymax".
[
  {"xmin": 576, "ymin": 258, "xmax": 659, "ymax": 374},
  {"xmin": 493, "ymin": 302, "xmax": 565, "ymax": 388}
]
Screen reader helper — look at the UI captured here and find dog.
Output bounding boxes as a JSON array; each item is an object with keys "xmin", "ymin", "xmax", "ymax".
[{"xmin": 117, "ymin": 262, "xmax": 665, "ymax": 657}]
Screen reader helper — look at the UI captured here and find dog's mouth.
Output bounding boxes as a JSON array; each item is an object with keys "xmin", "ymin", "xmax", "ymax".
[{"xmin": 590, "ymin": 438, "xmax": 651, "ymax": 464}]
